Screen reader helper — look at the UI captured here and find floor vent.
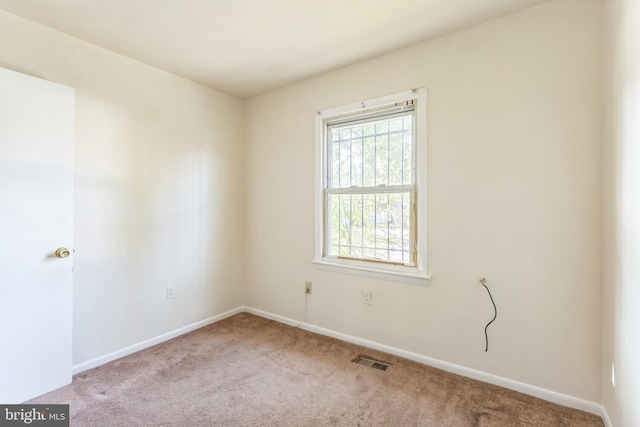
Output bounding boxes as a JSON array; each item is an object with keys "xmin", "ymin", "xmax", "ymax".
[{"xmin": 353, "ymin": 355, "xmax": 391, "ymax": 372}]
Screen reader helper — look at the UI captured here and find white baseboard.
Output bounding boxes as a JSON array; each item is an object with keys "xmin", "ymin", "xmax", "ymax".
[
  {"xmin": 72, "ymin": 307, "xmax": 245, "ymax": 375},
  {"xmin": 243, "ymin": 306, "xmax": 607, "ymax": 421},
  {"xmin": 601, "ymin": 408, "xmax": 613, "ymax": 427},
  {"xmin": 71, "ymin": 305, "xmax": 610, "ymax": 424}
]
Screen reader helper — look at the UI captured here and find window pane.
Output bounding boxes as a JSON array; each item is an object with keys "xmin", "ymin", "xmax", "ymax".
[
  {"xmin": 362, "ymin": 194, "xmax": 376, "ymax": 249},
  {"xmin": 328, "ymin": 191, "xmax": 411, "ymax": 263},
  {"xmin": 389, "ymin": 132, "xmax": 402, "ymax": 186},
  {"xmin": 351, "ymin": 195, "xmax": 363, "ymax": 249},
  {"xmin": 363, "ymin": 137, "xmax": 375, "ymax": 187},
  {"xmin": 402, "ymin": 192, "xmax": 411, "ymax": 261},
  {"xmin": 339, "ymin": 194, "xmax": 352, "ymax": 255},
  {"xmin": 331, "ymin": 141, "xmax": 340, "ymax": 187},
  {"xmin": 351, "ymin": 136, "xmax": 362, "ymax": 187},
  {"xmin": 389, "ymin": 118, "xmax": 403, "ymax": 132},
  {"xmin": 375, "ymin": 193, "xmax": 389, "ymax": 259},
  {"xmin": 363, "ymin": 124, "xmax": 375, "ymax": 136},
  {"xmin": 375, "ymin": 134, "xmax": 388, "ymax": 185},
  {"xmin": 402, "ymin": 130, "xmax": 412, "ymax": 185},
  {"xmin": 328, "ymin": 112, "xmax": 413, "ymax": 190},
  {"xmin": 329, "ymin": 194, "xmax": 340, "ymax": 249},
  {"xmin": 340, "ymin": 141, "xmax": 350, "ymax": 188}
]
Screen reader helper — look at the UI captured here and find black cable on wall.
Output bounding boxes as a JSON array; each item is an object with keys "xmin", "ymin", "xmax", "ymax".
[{"xmin": 480, "ymin": 278, "xmax": 497, "ymax": 352}]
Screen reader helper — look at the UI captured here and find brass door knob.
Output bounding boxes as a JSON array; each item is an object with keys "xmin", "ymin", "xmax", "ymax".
[{"xmin": 55, "ymin": 247, "xmax": 70, "ymax": 258}]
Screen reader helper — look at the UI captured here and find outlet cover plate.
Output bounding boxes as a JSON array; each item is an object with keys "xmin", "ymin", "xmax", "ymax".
[
  {"xmin": 166, "ymin": 286, "xmax": 175, "ymax": 299},
  {"xmin": 362, "ymin": 290, "xmax": 372, "ymax": 305}
]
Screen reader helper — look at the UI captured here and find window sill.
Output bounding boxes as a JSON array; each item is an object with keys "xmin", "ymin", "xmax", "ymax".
[{"xmin": 311, "ymin": 259, "xmax": 430, "ymax": 286}]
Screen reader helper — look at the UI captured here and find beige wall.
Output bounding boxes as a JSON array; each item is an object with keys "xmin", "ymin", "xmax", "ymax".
[
  {"xmin": 0, "ymin": 10, "xmax": 246, "ymax": 364},
  {"xmin": 245, "ymin": 0, "xmax": 603, "ymax": 401},
  {"xmin": 603, "ymin": 0, "xmax": 640, "ymax": 424}
]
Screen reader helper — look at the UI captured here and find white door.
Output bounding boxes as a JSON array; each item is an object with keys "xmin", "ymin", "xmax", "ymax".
[{"xmin": 0, "ymin": 67, "xmax": 74, "ymax": 403}]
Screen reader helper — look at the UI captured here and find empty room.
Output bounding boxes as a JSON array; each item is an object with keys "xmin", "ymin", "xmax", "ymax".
[{"xmin": 0, "ymin": 0, "xmax": 637, "ymax": 425}]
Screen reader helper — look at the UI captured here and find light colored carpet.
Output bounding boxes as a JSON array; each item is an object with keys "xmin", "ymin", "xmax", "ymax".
[{"xmin": 29, "ymin": 313, "xmax": 603, "ymax": 426}]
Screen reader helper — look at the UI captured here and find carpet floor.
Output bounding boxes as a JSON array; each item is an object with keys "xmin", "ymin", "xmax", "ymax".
[{"xmin": 29, "ymin": 313, "xmax": 603, "ymax": 426}]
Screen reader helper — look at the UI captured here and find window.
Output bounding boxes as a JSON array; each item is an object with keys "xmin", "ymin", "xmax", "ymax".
[{"xmin": 313, "ymin": 89, "xmax": 428, "ymax": 285}]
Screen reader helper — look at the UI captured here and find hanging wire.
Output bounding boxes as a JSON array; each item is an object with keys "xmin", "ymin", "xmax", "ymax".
[
  {"xmin": 295, "ymin": 290, "xmax": 309, "ymax": 328},
  {"xmin": 480, "ymin": 278, "xmax": 497, "ymax": 352}
]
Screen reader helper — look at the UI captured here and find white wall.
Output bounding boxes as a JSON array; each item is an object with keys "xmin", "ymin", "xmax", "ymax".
[
  {"xmin": 603, "ymin": 0, "xmax": 640, "ymax": 425},
  {"xmin": 0, "ymin": 10, "xmax": 246, "ymax": 365},
  {"xmin": 245, "ymin": 0, "xmax": 603, "ymax": 402}
]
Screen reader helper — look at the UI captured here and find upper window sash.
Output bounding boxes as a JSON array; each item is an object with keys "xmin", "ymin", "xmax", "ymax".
[{"xmin": 325, "ymin": 108, "xmax": 416, "ymax": 191}]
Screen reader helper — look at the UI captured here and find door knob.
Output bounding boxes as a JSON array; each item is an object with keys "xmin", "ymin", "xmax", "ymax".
[{"xmin": 55, "ymin": 247, "xmax": 70, "ymax": 258}]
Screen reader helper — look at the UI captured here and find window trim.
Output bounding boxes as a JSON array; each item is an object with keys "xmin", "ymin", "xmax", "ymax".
[{"xmin": 313, "ymin": 89, "xmax": 429, "ymax": 286}]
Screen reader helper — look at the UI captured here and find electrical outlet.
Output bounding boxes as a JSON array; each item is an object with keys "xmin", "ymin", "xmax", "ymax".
[
  {"xmin": 362, "ymin": 290, "xmax": 372, "ymax": 305},
  {"xmin": 166, "ymin": 285, "xmax": 175, "ymax": 299},
  {"xmin": 305, "ymin": 281, "xmax": 312, "ymax": 294}
]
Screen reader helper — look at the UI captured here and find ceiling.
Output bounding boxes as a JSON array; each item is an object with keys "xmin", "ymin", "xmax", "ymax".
[{"xmin": 0, "ymin": 0, "xmax": 550, "ymax": 98}]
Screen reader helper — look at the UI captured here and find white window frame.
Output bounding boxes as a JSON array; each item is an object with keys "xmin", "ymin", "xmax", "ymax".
[{"xmin": 312, "ymin": 89, "xmax": 429, "ymax": 286}]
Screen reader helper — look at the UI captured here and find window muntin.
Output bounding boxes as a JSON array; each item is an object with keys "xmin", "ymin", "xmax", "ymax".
[{"xmin": 324, "ymin": 105, "xmax": 416, "ymax": 266}]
